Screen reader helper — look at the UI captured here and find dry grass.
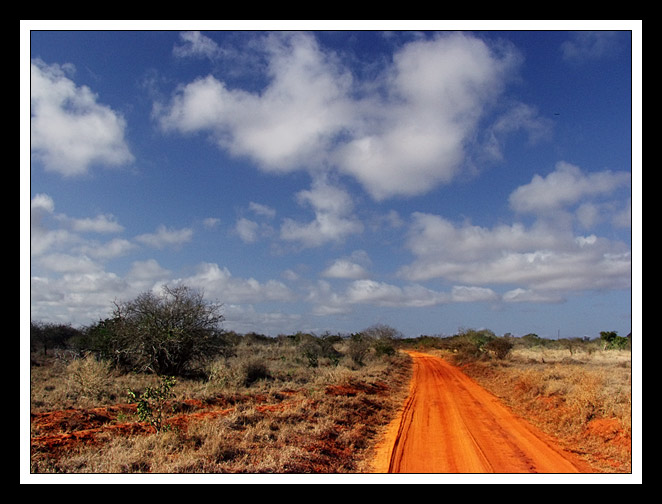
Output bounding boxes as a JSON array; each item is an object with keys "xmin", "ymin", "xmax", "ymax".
[
  {"xmin": 438, "ymin": 346, "xmax": 633, "ymax": 473},
  {"xmin": 31, "ymin": 338, "xmax": 632, "ymax": 475},
  {"xmin": 29, "ymin": 339, "xmax": 412, "ymax": 475}
]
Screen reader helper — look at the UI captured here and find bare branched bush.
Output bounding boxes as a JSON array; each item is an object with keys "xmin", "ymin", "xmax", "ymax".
[{"xmin": 77, "ymin": 285, "xmax": 226, "ymax": 377}]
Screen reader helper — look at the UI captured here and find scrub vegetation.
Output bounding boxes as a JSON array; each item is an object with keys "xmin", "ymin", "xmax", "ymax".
[{"xmin": 29, "ymin": 286, "xmax": 631, "ymax": 474}]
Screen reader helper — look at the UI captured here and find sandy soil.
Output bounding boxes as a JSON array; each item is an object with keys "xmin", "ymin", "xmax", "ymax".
[{"xmin": 371, "ymin": 351, "xmax": 595, "ymax": 473}]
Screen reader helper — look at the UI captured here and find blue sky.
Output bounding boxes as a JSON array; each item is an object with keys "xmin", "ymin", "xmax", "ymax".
[{"xmin": 23, "ymin": 22, "xmax": 640, "ymax": 340}]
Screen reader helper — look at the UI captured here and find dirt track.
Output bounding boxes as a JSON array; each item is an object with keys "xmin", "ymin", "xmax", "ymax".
[{"xmin": 372, "ymin": 351, "xmax": 590, "ymax": 473}]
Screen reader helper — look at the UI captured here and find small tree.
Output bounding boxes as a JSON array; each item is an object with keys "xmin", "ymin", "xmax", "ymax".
[
  {"xmin": 559, "ymin": 337, "xmax": 582, "ymax": 356},
  {"xmin": 363, "ymin": 324, "xmax": 400, "ymax": 357},
  {"xmin": 348, "ymin": 333, "xmax": 370, "ymax": 366},
  {"xmin": 30, "ymin": 321, "xmax": 82, "ymax": 355},
  {"xmin": 448, "ymin": 328, "xmax": 496, "ymax": 361},
  {"xmin": 521, "ymin": 333, "xmax": 543, "ymax": 348},
  {"xmin": 484, "ymin": 337, "xmax": 514, "ymax": 360},
  {"xmin": 600, "ymin": 330, "xmax": 628, "ymax": 350},
  {"xmin": 106, "ymin": 285, "xmax": 225, "ymax": 375}
]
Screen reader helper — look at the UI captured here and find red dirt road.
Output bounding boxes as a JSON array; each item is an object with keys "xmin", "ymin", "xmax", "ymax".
[{"xmin": 372, "ymin": 351, "xmax": 589, "ymax": 473}]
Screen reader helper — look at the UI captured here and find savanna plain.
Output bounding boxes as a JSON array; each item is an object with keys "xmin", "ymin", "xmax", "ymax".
[{"xmin": 29, "ymin": 331, "xmax": 632, "ymax": 476}]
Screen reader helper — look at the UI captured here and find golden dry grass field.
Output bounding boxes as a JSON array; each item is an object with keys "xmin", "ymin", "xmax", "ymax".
[
  {"xmin": 30, "ymin": 336, "xmax": 412, "ymax": 474},
  {"xmin": 29, "ymin": 335, "xmax": 632, "ymax": 476}
]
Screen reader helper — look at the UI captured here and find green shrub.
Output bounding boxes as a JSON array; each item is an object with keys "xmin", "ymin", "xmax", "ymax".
[
  {"xmin": 127, "ymin": 375, "xmax": 176, "ymax": 433},
  {"xmin": 600, "ymin": 331, "xmax": 629, "ymax": 350}
]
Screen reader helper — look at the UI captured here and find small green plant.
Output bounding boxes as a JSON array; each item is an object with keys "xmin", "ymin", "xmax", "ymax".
[{"xmin": 127, "ymin": 375, "xmax": 176, "ymax": 433}]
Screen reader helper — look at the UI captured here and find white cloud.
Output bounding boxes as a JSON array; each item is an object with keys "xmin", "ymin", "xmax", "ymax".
[
  {"xmin": 399, "ymin": 211, "xmax": 631, "ymax": 293},
  {"xmin": 481, "ymin": 102, "xmax": 553, "ymax": 161},
  {"xmin": 335, "ymin": 33, "xmax": 521, "ymax": 200},
  {"xmin": 322, "ymin": 259, "xmax": 370, "ymax": 280},
  {"xmin": 509, "ymin": 161, "xmax": 630, "ymax": 214},
  {"xmin": 280, "ymin": 177, "xmax": 363, "ymax": 247},
  {"xmin": 221, "ymin": 304, "xmax": 302, "ymax": 336},
  {"xmin": 135, "ymin": 225, "xmax": 193, "ymax": 249},
  {"xmin": 28, "ymin": 193, "xmax": 302, "ymax": 325},
  {"xmin": 346, "ymin": 280, "xmax": 450, "ymax": 308},
  {"xmin": 173, "ymin": 31, "xmax": 221, "ymax": 59},
  {"xmin": 38, "ymin": 253, "xmax": 101, "ymax": 274},
  {"xmin": 612, "ymin": 199, "xmax": 632, "ymax": 228},
  {"xmin": 249, "ymin": 202, "xmax": 276, "ymax": 219},
  {"xmin": 306, "ymin": 280, "xmax": 349, "ymax": 316},
  {"xmin": 62, "ymin": 214, "xmax": 124, "ymax": 234},
  {"xmin": 30, "ymin": 59, "xmax": 134, "ymax": 176},
  {"xmin": 203, "ymin": 217, "xmax": 220, "ymax": 229},
  {"xmin": 124, "ymin": 259, "xmax": 172, "ymax": 294},
  {"xmin": 502, "ymin": 288, "xmax": 564, "ymax": 304},
  {"xmin": 82, "ymin": 238, "xmax": 136, "ymax": 260},
  {"xmin": 31, "ymin": 193, "xmax": 55, "ymax": 215},
  {"xmin": 158, "ymin": 32, "xmax": 352, "ymax": 173},
  {"xmin": 235, "ymin": 217, "xmax": 260, "ymax": 244},
  {"xmin": 450, "ymin": 285, "xmax": 499, "ymax": 303},
  {"xmin": 560, "ymin": 31, "xmax": 622, "ymax": 63},
  {"xmin": 281, "ymin": 213, "xmax": 363, "ymax": 248},
  {"xmin": 322, "ymin": 250, "xmax": 372, "ymax": 279},
  {"xmin": 307, "ymin": 278, "xmax": 504, "ymax": 316},
  {"xmin": 30, "ymin": 194, "xmax": 79, "ymax": 257},
  {"xmin": 173, "ymin": 262, "xmax": 296, "ymax": 304},
  {"xmin": 30, "ymin": 271, "xmax": 129, "ymax": 325},
  {"xmin": 156, "ymin": 32, "xmax": 523, "ymax": 200},
  {"xmin": 127, "ymin": 259, "xmax": 171, "ymax": 282}
]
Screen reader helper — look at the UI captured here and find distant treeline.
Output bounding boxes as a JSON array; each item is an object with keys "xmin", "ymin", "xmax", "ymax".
[{"xmin": 29, "ymin": 284, "xmax": 630, "ymax": 375}]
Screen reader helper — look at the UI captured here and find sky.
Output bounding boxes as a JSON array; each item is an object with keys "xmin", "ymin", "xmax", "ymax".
[{"xmin": 23, "ymin": 22, "xmax": 641, "ymax": 340}]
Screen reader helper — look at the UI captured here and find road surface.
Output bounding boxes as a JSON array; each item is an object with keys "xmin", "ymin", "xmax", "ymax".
[{"xmin": 372, "ymin": 351, "xmax": 587, "ymax": 473}]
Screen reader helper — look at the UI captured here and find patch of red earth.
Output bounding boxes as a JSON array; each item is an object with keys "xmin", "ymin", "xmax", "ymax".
[
  {"xmin": 31, "ymin": 390, "xmax": 306, "ymax": 458},
  {"xmin": 31, "ymin": 422, "xmax": 155, "ymax": 454},
  {"xmin": 586, "ymin": 418, "xmax": 631, "ymax": 450},
  {"xmin": 325, "ymin": 380, "xmax": 388, "ymax": 397},
  {"xmin": 31, "ymin": 404, "xmax": 137, "ymax": 435}
]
